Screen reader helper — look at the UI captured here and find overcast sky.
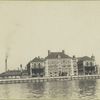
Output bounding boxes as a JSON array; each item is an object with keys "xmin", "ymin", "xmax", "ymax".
[{"xmin": 0, "ymin": 1, "xmax": 100, "ymax": 72}]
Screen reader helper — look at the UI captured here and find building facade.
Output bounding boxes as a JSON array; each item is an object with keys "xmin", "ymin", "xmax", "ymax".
[
  {"xmin": 45, "ymin": 50, "xmax": 77, "ymax": 77},
  {"xmin": 26, "ymin": 51, "xmax": 99, "ymax": 77},
  {"xmin": 77, "ymin": 55, "xmax": 97, "ymax": 75},
  {"xmin": 28, "ymin": 57, "xmax": 45, "ymax": 77},
  {"xmin": 72, "ymin": 56, "xmax": 78, "ymax": 76}
]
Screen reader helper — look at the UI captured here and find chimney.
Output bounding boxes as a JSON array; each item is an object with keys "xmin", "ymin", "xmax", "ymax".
[
  {"xmin": 91, "ymin": 54, "xmax": 95, "ymax": 60},
  {"xmin": 73, "ymin": 55, "xmax": 76, "ymax": 58},
  {"xmin": 48, "ymin": 50, "xmax": 51, "ymax": 55},
  {"xmin": 62, "ymin": 50, "xmax": 65, "ymax": 54},
  {"xmin": 5, "ymin": 55, "xmax": 8, "ymax": 72}
]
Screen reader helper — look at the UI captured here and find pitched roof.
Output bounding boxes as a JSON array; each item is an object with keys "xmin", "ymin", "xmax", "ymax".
[
  {"xmin": 0, "ymin": 70, "xmax": 22, "ymax": 77},
  {"xmin": 31, "ymin": 57, "xmax": 45, "ymax": 62},
  {"xmin": 0, "ymin": 70, "xmax": 28, "ymax": 77},
  {"xmin": 26, "ymin": 57, "xmax": 44, "ymax": 67},
  {"xmin": 46, "ymin": 52, "xmax": 72, "ymax": 59},
  {"xmin": 78, "ymin": 56, "xmax": 92, "ymax": 61}
]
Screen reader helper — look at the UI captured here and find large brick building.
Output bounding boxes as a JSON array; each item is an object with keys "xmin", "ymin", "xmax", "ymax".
[{"xmin": 45, "ymin": 50, "xmax": 77, "ymax": 77}]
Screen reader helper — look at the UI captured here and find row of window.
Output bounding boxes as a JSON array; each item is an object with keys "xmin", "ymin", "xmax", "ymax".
[
  {"xmin": 49, "ymin": 64, "xmax": 71, "ymax": 67},
  {"xmin": 31, "ymin": 63, "xmax": 44, "ymax": 67},
  {"xmin": 84, "ymin": 61, "xmax": 95, "ymax": 66},
  {"xmin": 31, "ymin": 64, "xmax": 44, "ymax": 68},
  {"xmin": 49, "ymin": 72, "xmax": 73, "ymax": 77},
  {"xmin": 48, "ymin": 60, "xmax": 71, "ymax": 64}
]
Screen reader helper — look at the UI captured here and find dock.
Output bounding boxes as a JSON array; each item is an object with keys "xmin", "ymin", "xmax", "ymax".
[{"xmin": 0, "ymin": 75, "xmax": 100, "ymax": 84}]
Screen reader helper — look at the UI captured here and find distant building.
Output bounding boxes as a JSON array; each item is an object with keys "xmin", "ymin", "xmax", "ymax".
[
  {"xmin": 21, "ymin": 70, "xmax": 29, "ymax": 78},
  {"xmin": 97, "ymin": 65, "xmax": 100, "ymax": 74},
  {"xmin": 0, "ymin": 67, "xmax": 28, "ymax": 79},
  {"xmin": 26, "ymin": 50, "xmax": 99, "ymax": 77},
  {"xmin": 77, "ymin": 55, "xmax": 97, "ymax": 75},
  {"xmin": 0, "ymin": 70, "xmax": 22, "ymax": 79},
  {"xmin": 45, "ymin": 50, "xmax": 75, "ymax": 77},
  {"xmin": 27, "ymin": 57, "xmax": 45, "ymax": 77}
]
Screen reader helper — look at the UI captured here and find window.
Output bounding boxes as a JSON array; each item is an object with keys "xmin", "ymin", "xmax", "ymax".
[
  {"xmin": 63, "ymin": 60, "xmax": 65, "ymax": 63},
  {"xmin": 90, "ymin": 62, "xmax": 93, "ymax": 66},
  {"xmin": 86, "ymin": 62, "xmax": 88, "ymax": 66},
  {"xmin": 38, "ymin": 63, "xmax": 41, "ymax": 68},
  {"xmin": 58, "ymin": 55, "xmax": 61, "ymax": 59},
  {"xmin": 68, "ymin": 65, "xmax": 71, "ymax": 67},
  {"xmin": 74, "ymin": 66, "xmax": 76, "ymax": 67},
  {"xmin": 74, "ymin": 71, "xmax": 76, "ymax": 73}
]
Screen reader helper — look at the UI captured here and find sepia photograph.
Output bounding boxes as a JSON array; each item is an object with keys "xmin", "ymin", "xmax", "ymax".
[{"xmin": 0, "ymin": 1, "xmax": 100, "ymax": 100}]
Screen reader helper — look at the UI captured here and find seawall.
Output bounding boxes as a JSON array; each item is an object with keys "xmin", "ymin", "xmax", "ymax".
[{"xmin": 0, "ymin": 75, "xmax": 99, "ymax": 84}]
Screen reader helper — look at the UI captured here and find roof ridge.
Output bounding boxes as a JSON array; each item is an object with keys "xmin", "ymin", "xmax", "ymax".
[{"xmin": 46, "ymin": 52, "xmax": 72, "ymax": 59}]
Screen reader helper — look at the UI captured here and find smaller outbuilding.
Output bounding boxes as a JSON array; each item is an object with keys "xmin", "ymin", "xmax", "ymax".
[{"xmin": 0, "ymin": 70, "xmax": 28, "ymax": 79}]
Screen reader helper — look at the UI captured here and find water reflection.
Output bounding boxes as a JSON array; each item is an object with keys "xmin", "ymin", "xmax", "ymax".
[
  {"xmin": 0, "ymin": 79, "xmax": 98, "ymax": 100},
  {"xmin": 44, "ymin": 81, "xmax": 73, "ymax": 98},
  {"xmin": 26, "ymin": 82, "xmax": 45, "ymax": 98},
  {"xmin": 78, "ymin": 79, "xmax": 96, "ymax": 96}
]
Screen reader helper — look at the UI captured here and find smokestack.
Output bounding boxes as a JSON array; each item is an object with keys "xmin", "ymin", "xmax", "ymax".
[
  {"xmin": 5, "ymin": 55, "xmax": 8, "ymax": 72},
  {"xmin": 48, "ymin": 50, "xmax": 51, "ymax": 55}
]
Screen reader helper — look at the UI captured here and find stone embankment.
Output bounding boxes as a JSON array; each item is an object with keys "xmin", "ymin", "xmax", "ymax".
[{"xmin": 0, "ymin": 75, "xmax": 99, "ymax": 84}]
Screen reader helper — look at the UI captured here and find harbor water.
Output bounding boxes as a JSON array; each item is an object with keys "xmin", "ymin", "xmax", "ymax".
[{"xmin": 0, "ymin": 79, "xmax": 100, "ymax": 100}]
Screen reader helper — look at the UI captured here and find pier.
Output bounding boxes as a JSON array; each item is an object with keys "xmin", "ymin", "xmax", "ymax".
[{"xmin": 0, "ymin": 75, "xmax": 100, "ymax": 84}]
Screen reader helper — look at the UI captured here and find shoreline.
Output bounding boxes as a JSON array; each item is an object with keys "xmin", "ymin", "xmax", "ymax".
[{"xmin": 0, "ymin": 75, "xmax": 99, "ymax": 84}]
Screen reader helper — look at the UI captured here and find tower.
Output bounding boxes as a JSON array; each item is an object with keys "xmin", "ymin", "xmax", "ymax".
[{"xmin": 91, "ymin": 54, "xmax": 95, "ymax": 61}]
